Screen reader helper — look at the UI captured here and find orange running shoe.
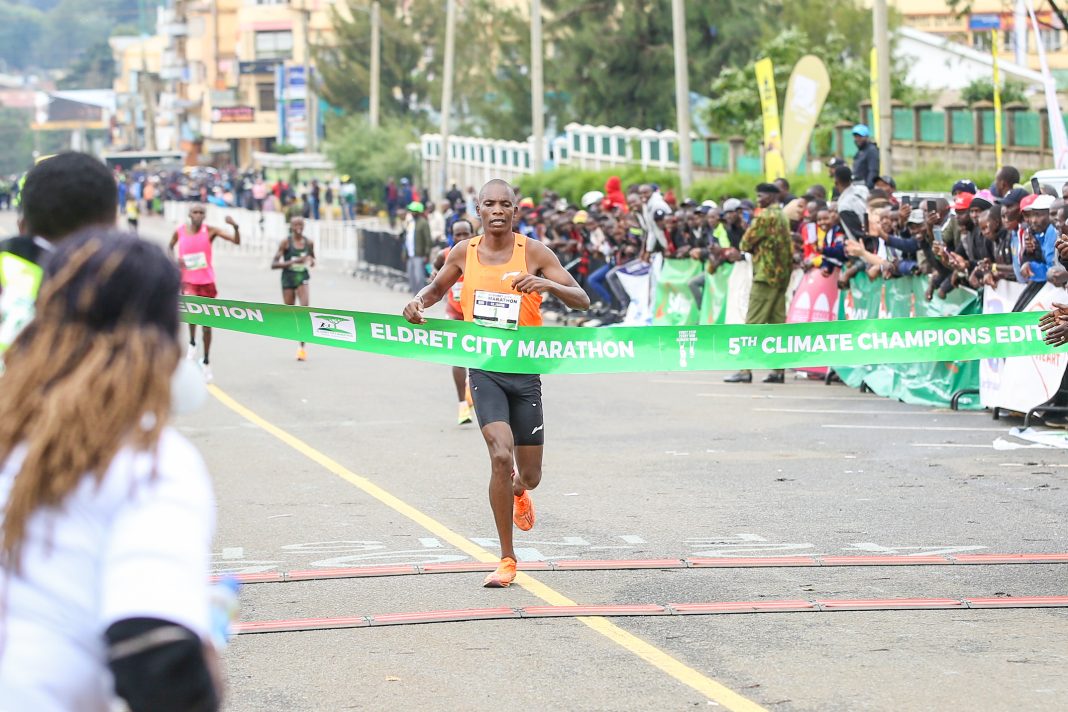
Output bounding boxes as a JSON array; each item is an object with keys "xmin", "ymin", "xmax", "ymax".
[
  {"xmin": 512, "ymin": 472, "xmax": 535, "ymax": 531},
  {"xmin": 296, "ymin": 347, "xmax": 307, "ymax": 361},
  {"xmin": 482, "ymin": 557, "xmax": 517, "ymax": 588}
]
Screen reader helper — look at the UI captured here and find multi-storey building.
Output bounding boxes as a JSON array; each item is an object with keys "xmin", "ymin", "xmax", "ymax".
[{"xmin": 121, "ymin": 0, "xmax": 344, "ymax": 166}]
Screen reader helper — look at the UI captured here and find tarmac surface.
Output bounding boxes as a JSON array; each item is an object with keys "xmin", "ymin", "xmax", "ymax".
[{"xmin": 13, "ymin": 213, "xmax": 1068, "ymax": 711}]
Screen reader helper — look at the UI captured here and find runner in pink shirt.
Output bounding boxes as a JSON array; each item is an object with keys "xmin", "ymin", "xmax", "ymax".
[{"xmin": 168, "ymin": 204, "xmax": 240, "ymax": 382}]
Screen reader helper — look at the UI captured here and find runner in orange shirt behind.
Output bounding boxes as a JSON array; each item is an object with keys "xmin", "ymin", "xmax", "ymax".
[{"xmin": 431, "ymin": 218, "xmax": 476, "ymax": 424}]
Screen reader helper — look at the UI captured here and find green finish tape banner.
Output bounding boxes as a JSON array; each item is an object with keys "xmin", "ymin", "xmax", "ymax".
[{"xmin": 178, "ymin": 296, "xmax": 1056, "ymax": 375}]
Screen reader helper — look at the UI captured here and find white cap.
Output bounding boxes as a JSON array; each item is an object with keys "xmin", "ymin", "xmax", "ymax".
[
  {"xmin": 701, "ymin": 199, "xmax": 718, "ymax": 209},
  {"xmin": 581, "ymin": 190, "xmax": 605, "ymax": 208},
  {"xmin": 907, "ymin": 209, "xmax": 925, "ymax": 224},
  {"xmin": 722, "ymin": 198, "xmax": 742, "ymax": 212},
  {"xmin": 1027, "ymin": 194, "xmax": 1057, "ymax": 211}
]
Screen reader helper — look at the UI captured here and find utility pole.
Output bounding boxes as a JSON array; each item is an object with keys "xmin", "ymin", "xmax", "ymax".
[
  {"xmin": 369, "ymin": 0, "xmax": 381, "ymax": 128},
  {"xmin": 873, "ymin": 0, "xmax": 893, "ymax": 173},
  {"xmin": 530, "ymin": 0, "xmax": 544, "ymax": 173},
  {"xmin": 138, "ymin": 0, "xmax": 157, "ymax": 150},
  {"xmin": 671, "ymin": 0, "xmax": 692, "ymax": 193},
  {"xmin": 141, "ymin": 70, "xmax": 158, "ymax": 151},
  {"xmin": 300, "ymin": 1, "xmax": 317, "ymax": 152},
  {"xmin": 440, "ymin": 0, "xmax": 456, "ymax": 199}
]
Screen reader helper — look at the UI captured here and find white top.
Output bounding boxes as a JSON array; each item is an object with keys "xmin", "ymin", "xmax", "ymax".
[{"xmin": 0, "ymin": 428, "xmax": 216, "ymax": 712}]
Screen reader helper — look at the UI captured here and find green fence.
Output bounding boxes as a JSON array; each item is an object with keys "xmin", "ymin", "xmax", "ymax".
[
  {"xmin": 951, "ymin": 110, "xmax": 974, "ymax": 144},
  {"xmin": 893, "ymin": 107, "xmax": 913, "ymax": 141},
  {"xmin": 919, "ymin": 109, "xmax": 945, "ymax": 142},
  {"xmin": 979, "ymin": 110, "xmax": 1002, "ymax": 145},
  {"xmin": 1015, "ymin": 112, "xmax": 1041, "ymax": 147}
]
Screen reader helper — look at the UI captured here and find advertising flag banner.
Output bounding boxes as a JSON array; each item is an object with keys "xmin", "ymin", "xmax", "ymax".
[
  {"xmin": 782, "ymin": 55, "xmax": 831, "ymax": 174},
  {"xmin": 755, "ymin": 58, "xmax": 787, "ymax": 181}
]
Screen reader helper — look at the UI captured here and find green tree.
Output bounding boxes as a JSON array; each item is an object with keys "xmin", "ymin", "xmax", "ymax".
[
  {"xmin": 324, "ymin": 115, "xmax": 420, "ymax": 204},
  {"xmin": 0, "ymin": 108, "xmax": 33, "ymax": 175},
  {"xmin": 545, "ymin": 0, "xmax": 767, "ymax": 130},
  {"xmin": 318, "ymin": 0, "xmax": 439, "ymax": 120},
  {"xmin": 0, "ymin": 1, "xmax": 45, "ymax": 70},
  {"xmin": 58, "ymin": 41, "xmax": 117, "ymax": 90},
  {"xmin": 319, "ymin": 1, "xmax": 542, "ymax": 141},
  {"xmin": 960, "ymin": 77, "xmax": 1028, "ymax": 106},
  {"xmin": 702, "ymin": 26, "xmax": 917, "ymax": 157}
]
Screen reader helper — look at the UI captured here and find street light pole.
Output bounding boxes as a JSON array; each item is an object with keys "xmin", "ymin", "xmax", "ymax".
[
  {"xmin": 530, "ymin": 0, "xmax": 544, "ymax": 173},
  {"xmin": 370, "ymin": 0, "xmax": 381, "ymax": 128},
  {"xmin": 671, "ymin": 0, "xmax": 692, "ymax": 194},
  {"xmin": 873, "ymin": 0, "xmax": 893, "ymax": 173},
  {"xmin": 440, "ymin": 0, "xmax": 456, "ymax": 200}
]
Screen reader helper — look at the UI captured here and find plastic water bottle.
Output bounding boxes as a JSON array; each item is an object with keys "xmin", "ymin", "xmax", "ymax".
[{"xmin": 209, "ymin": 575, "xmax": 241, "ymax": 649}]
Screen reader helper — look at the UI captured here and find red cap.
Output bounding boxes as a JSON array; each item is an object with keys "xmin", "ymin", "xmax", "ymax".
[
  {"xmin": 1020, "ymin": 194, "xmax": 1038, "ymax": 211},
  {"xmin": 953, "ymin": 192, "xmax": 974, "ymax": 211}
]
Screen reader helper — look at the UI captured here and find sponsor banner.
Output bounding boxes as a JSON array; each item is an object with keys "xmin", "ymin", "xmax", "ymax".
[
  {"xmin": 869, "ymin": 47, "xmax": 880, "ymax": 145},
  {"xmin": 698, "ymin": 262, "xmax": 734, "ymax": 325},
  {"xmin": 211, "ymin": 106, "xmax": 255, "ymax": 124},
  {"xmin": 239, "ymin": 59, "xmax": 282, "ymax": 75},
  {"xmin": 786, "ymin": 268, "xmax": 839, "ymax": 376},
  {"xmin": 754, "ymin": 58, "xmax": 786, "ymax": 181},
  {"xmin": 781, "ymin": 55, "xmax": 830, "ymax": 174},
  {"xmin": 980, "ymin": 281, "xmax": 1068, "ymax": 413},
  {"xmin": 653, "ymin": 259, "xmax": 702, "ymax": 326},
  {"xmin": 178, "ymin": 296, "xmax": 1057, "ymax": 376},
  {"xmin": 616, "ymin": 259, "xmax": 652, "ymax": 326},
  {"xmin": 832, "ymin": 274, "xmax": 983, "ymax": 408}
]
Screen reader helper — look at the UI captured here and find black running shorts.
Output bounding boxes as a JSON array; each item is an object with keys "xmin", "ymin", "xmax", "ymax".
[{"xmin": 469, "ymin": 369, "xmax": 545, "ymax": 446}]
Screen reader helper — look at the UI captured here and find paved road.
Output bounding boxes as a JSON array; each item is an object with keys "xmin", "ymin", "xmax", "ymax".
[{"xmin": 9, "ymin": 213, "xmax": 1068, "ymax": 710}]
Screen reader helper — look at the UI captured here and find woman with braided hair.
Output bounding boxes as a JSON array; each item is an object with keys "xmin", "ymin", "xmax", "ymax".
[{"xmin": 0, "ymin": 230, "xmax": 220, "ymax": 712}]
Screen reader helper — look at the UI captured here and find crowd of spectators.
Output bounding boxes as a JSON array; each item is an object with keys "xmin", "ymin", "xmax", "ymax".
[{"xmin": 415, "ymin": 136, "xmax": 1068, "ymax": 331}]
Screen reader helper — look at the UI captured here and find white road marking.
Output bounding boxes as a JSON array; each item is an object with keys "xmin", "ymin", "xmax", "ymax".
[
  {"xmin": 221, "ymin": 547, "xmax": 245, "ymax": 560},
  {"xmin": 755, "ymin": 407, "xmax": 944, "ymax": 415},
  {"xmin": 654, "ymin": 378, "xmax": 832, "ymax": 387},
  {"xmin": 619, "ymin": 535, "xmax": 647, "ymax": 544},
  {"xmin": 911, "ymin": 443, "xmax": 995, "ymax": 449},
  {"xmin": 514, "ymin": 547, "xmax": 549, "ymax": 561},
  {"xmin": 419, "ymin": 538, "xmax": 443, "ymax": 548},
  {"xmin": 697, "ymin": 393, "xmax": 881, "ymax": 401},
  {"xmin": 823, "ymin": 424, "xmax": 1006, "ymax": 432}
]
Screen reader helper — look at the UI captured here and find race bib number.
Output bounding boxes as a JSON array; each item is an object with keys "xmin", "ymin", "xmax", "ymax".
[
  {"xmin": 450, "ymin": 282, "xmax": 464, "ymax": 301},
  {"xmin": 183, "ymin": 252, "xmax": 209, "ymax": 270},
  {"xmin": 472, "ymin": 290, "xmax": 521, "ymax": 330}
]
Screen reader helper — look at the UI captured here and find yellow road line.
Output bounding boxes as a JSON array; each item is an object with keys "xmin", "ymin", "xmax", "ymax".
[{"xmin": 208, "ymin": 384, "xmax": 767, "ymax": 712}]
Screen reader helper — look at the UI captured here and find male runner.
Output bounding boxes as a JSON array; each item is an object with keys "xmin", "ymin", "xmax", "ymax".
[
  {"xmin": 431, "ymin": 218, "xmax": 475, "ymax": 424},
  {"xmin": 272, "ymin": 215, "xmax": 316, "ymax": 361},
  {"xmin": 168, "ymin": 205, "xmax": 241, "ymax": 382},
  {"xmin": 403, "ymin": 179, "xmax": 590, "ymax": 587}
]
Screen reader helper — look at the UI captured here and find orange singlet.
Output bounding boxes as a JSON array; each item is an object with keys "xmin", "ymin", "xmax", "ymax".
[
  {"xmin": 460, "ymin": 234, "xmax": 543, "ymax": 328},
  {"xmin": 441, "ymin": 246, "xmax": 464, "ymax": 319}
]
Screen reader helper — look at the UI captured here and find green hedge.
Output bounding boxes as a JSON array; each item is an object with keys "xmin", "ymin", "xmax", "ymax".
[{"xmin": 514, "ymin": 164, "xmax": 1040, "ymax": 204}]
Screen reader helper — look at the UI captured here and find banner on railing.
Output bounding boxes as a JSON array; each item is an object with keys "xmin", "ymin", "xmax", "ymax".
[
  {"xmin": 832, "ymin": 273, "xmax": 982, "ymax": 407},
  {"xmin": 787, "ymin": 268, "xmax": 839, "ymax": 377},
  {"xmin": 178, "ymin": 296, "xmax": 1056, "ymax": 376},
  {"xmin": 981, "ymin": 281, "xmax": 1068, "ymax": 413}
]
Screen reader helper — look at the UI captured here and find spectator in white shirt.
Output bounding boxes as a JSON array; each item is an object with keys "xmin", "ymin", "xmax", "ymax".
[{"xmin": 0, "ymin": 230, "xmax": 219, "ymax": 712}]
